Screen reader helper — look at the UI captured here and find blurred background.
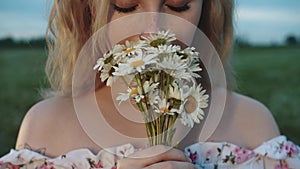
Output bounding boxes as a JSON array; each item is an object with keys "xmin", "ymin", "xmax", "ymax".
[{"xmin": 0, "ymin": 0, "xmax": 299, "ymax": 156}]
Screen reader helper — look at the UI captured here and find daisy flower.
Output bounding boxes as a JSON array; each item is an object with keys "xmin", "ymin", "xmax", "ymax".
[
  {"xmin": 181, "ymin": 47, "xmax": 202, "ymax": 78},
  {"xmin": 117, "ymin": 86, "xmax": 145, "ymax": 103},
  {"xmin": 100, "ymin": 64, "xmax": 116, "ymax": 86},
  {"xmin": 131, "ymin": 87, "xmax": 145, "ymax": 103},
  {"xmin": 145, "ymin": 44, "xmax": 181, "ymax": 59},
  {"xmin": 117, "ymin": 87, "xmax": 136, "ymax": 102},
  {"xmin": 117, "ymin": 81, "xmax": 159, "ymax": 104},
  {"xmin": 157, "ymin": 53, "xmax": 192, "ymax": 81},
  {"xmin": 145, "ymin": 44, "xmax": 181, "ymax": 55},
  {"xmin": 116, "ymin": 87, "xmax": 134, "ymax": 103},
  {"xmin": 179, "ymin": 84, "xmax": 209, "ymax": 127},
  {"xmin": 188, "ymin": 64, "xmax": 202, "ymax": 78},
  {"xmin": 153, "ymin": 98, "xmax": 175, "ymax": 115},
  {"xmin": 141, "ymin": 30, "xmax": 176, "ymax": 47},
  {"xmin": 158, "ymin": 44, "xmax": 181, "ymax": 53},
  {"xmin": 117, "ymin": 40, "xmax": 147, "ymax": 58},
  {"xmin": 93, "ymin": 44, "xmax": 125, "ymax": 71},
  {"xmin": 114, "ymin": 51, "xmax": 158, "ymax": 75},
  {"xmin": 94, "ymin": 56, "xmax": 108, "ymax": 71},
  {"xmin": 143, "ymin": 81, "xmax": 160, "ymax": 93},
  {"xmin": 182, "ymin": 47, "xmax": 199, "ymax": 60},
  {"xmin": 148, "ymin": 90, "xmax": 159, "ymax": 106}
]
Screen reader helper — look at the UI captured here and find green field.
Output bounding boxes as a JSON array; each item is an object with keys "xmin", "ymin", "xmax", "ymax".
[
  {"xmin": 233, "ymin": 46, "xmax": 300, "ymax": 143},
  {"xmin": 0, "ymin": 48, "xmax": 49, "ymax": 156},
  {"xmin": 0, "ymin": 46, "xmax": 299, "ymax": 156}
]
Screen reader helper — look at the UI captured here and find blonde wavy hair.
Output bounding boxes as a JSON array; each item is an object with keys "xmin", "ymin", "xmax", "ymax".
[{"xmin": 45, "ymin": 0, "xmax": 234, "ymax": 97}]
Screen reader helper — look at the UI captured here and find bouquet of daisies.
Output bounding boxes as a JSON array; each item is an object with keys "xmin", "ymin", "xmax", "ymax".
[{"xmin": 94, "ymin": 30, "xmax": 209, "ymax": 146}]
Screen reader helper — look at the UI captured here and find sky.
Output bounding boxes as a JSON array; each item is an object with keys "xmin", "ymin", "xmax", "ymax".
[{"xmin": 0, "ymin": 0, "xmax": 300, "ymax": 45}]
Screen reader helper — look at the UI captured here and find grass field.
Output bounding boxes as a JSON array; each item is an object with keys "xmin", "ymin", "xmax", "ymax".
[
  {"xmin": 233, "ymin": 46, "xmax": 300, "ymax": 144},
  {"xmin": 0, "ymin": 46, "xmax": 299, "ymax": 156},
  {"xmin": 0, "ymin": 48, "xmax": 49, "ymax": 156}
]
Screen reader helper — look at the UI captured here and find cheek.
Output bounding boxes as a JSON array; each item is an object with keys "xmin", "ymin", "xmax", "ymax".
[
  {"xmin": 109, "ymin": 12, "xmax": 125, "ymax": 23},
  {"xmin": 163, "ymin": 4, "xmax": 203, "ymax": 45},
  {"xmin": 108, "ymin": 6, "xmax": 121, "ymax": 23},
  {"xmin": 178, "ymin": 10, "xmax": 201, "ymax": 26},
  {"xmin": 185, "ymin": 0, "xmax": 203, "ymax": 26}
]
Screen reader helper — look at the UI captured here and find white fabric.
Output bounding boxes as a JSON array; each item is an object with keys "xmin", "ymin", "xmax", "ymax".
[{"xmin": 1, "ymin": 136, "xmax": 299, "ymax": 169}]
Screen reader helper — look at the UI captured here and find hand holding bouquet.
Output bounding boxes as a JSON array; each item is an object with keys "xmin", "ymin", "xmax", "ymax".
[{"xmin": 94, "ymin": 30, "xmax": 209, "ymax": 146}]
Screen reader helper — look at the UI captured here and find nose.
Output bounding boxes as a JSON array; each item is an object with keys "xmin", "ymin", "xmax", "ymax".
[
  {"xmin": 144, "ymin": 0, "xmax": 163, "ymax": 13},
  {"xmin": 143, "ymin": 12, "xmax": 160, "ymax": 34},
  {"xmin": 141, "ymin": 0, "xmax": 164, "ymax": 34}
]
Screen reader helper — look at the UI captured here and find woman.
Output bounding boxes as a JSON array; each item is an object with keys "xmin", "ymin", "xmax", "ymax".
[{"xmin": 1, "ymin": 0, "xmax": 299, "ymax": 168}]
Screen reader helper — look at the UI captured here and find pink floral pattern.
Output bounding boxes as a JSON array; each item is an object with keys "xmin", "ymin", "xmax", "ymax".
[
  {"xmin": 0, "ymin": 136, "xmax": 299, "ymax": 169},
  {"xmin": 0, "ymin": 144, "xmax": 134, "ymax": 169},
  {"xmin": 185, "ymin": 136, "xmax": 300, "ymax": 169},
  {"xmin": 274, "ymin": 160, "xmax": 289, "ymax": 169},
  {"xmin": 222, "ymin": 146, "xmax": 256, "ymax": 164}
]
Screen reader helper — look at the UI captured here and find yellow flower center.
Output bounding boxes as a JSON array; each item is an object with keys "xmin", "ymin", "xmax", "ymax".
[
  {"xmin": 184, "ymin": 96, "xmax": 197, "ymax": 114},
  {"xmin": 130, "ymin": 60, "xmax": 145, "ymax": 68},
  {"xmin": 150, "ymin": 38, "xmax": 167, "ymax": 47},
  {"xmin": 160, "ymin": 107, "xmax": 170, "ymax": 114},
  {"xmin": 125, "ymin": 47, "xmax": 135, "ymax": 54},
  {"xmin": 129, "ymin": 88, "xmax": 138, "ymax": 96}
]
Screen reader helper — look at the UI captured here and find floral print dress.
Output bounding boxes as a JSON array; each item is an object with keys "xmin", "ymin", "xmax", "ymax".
[
  {"xmin": 1, "ymin": 136, "xmax": 299, "ymax": 169},
  {"xmin": 185, "ymin": 136, "xmax": 300, "ymax": 169}
]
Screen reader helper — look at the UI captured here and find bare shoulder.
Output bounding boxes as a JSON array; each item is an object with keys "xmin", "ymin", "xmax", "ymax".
[
  {"xmin": 15, "ymin": 96, "xmax": 75, "ymax": 155},
  {"xmin": 229, "ymin": 92, "xmax": 280, "ymax": 149}
]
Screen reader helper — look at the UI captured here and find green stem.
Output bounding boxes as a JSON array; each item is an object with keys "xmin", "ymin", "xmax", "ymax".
[
  {"xmin": 134, "ymin": 74, "xmax": 153, "ymax": 145},
  {"xmin": 165, "ymin": 74, "xmax": 170, "ymax": 98},
  {"xmin": 121, "ymin": 76, "xmax": 130, "ymax": 87}
]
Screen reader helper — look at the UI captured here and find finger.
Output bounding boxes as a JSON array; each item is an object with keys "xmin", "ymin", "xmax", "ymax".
[
  {"xmin": 144, "ymin": 161, "xmax": 197, "ymax": 169},
  {"xmin": 117, "ymin": 145, "xmax": 189, "ymax": 169}
]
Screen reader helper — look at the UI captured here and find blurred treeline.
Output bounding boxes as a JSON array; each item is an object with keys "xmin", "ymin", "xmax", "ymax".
[
  {"xmin": 235, "ymin": 34, "xmax": 300, "ymax": 47},
  {"xmin": 0, "ymin": 37, "xmax": 47, "ymax": 49}
]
